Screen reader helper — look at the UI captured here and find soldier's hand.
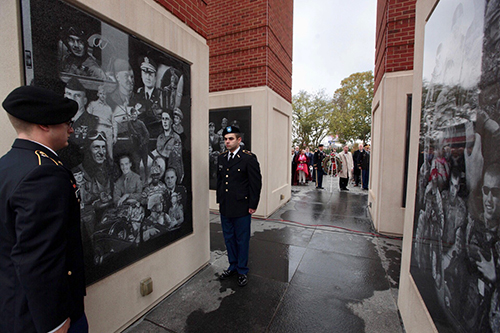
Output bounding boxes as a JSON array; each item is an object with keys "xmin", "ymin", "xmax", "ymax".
[{"xmin": 249, "ymin": 208, "xmax": 256, "ymax": 214}]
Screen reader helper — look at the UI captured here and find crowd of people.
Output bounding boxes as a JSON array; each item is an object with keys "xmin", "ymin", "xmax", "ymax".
[
  {"xmin": 291, "ymin": 143, "xmax": 370, "ymax": 191},
  {"xmin": 412, "ymin": 114, "xmax": 500, "ymax": 332}
]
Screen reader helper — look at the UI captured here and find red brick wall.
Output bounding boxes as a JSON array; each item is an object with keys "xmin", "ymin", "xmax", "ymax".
[
  {"xmin": 374, "ymin": 0, "xmax": 416, "ymax": 92},
  {"xmin": 208, "ymin": 0, "xmax": 293, "ymax": 103},
  {"xmin": 154, "ymin": 0, "xmax": 208, "ymax": 38},
  {"xmin": 268, "ymin": 0, "xmax": 293, "ymax": 102},
  {"xmin": 154, "ymin": 0, "xmax": 293, "ymax": 102}
]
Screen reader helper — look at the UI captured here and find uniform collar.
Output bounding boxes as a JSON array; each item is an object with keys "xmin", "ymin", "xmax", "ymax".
[
  {"xmin": 13, "ymin": 138, "xmax": 59, "ymax": 160},
  {"xmin": 229, "ymin": 146, "xmax": 241, "ymax": 157},
  {"xmin": 144, "ymin": 87, "xmax": 154, "ymax": 97},
  {"xmin": 28, "ymin": 140, "xmax": 58, "ymax": 156}
]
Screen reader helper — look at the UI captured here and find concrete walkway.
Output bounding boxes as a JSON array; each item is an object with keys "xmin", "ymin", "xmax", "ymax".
[{"xmin": 124, "ymin": 176, "xmax": 404, "ymax": 332}]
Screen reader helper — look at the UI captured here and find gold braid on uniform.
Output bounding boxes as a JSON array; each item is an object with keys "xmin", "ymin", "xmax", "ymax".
[{"xmin": 34, "ymin": 150, "xmax": 61, "ymax": 166}]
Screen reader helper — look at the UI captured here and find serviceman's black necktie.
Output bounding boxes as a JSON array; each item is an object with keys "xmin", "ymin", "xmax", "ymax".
[{"xmin": 229, "ymin": 152, "xmax": 234, "ymax": 161}]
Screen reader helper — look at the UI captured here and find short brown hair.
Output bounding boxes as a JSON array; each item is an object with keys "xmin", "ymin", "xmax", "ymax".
[
  {"xmin": 224, "ymin": 132, "xmax": 241, "ymax": 140},
  {"xmin": 7, "ymin": 113, "xmax": 34, "ymax": 134}
]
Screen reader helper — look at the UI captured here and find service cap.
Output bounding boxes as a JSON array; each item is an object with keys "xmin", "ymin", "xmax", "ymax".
[
  {"xmin": 140, "ymin": 56, "xmax": 157, "ymax": 73},
  {"xmin": 114, "ymin": 58, "xmax": 132, "ymax": 74},
  {"xmin": 2, "ymin": 86, "xmax": 78, "ymax": 125},
  {"xmin": 173, "ymin": 108, "xmax": 183, "ymax": 120},
  {"xmin": 222, "ymin": 125, "xmax": 241, "ymax": 137},
  {"xmin": 66, "ymin": 77, "xmax": 86, "ymax": 92}
]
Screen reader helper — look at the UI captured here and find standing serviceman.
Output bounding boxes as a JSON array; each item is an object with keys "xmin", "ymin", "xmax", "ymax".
[
  {"xmin": 313, "ymin": 144, "xmax": 326, "ymax": 189},
  {"xmin": 217, "ymin": 126, "xmax": 262, "ymax": 287},
  {"xmin": 360, "ymin": 145, "xmax": 370, "ymax": 190},
  {"xmin": 352, "ymin": 144, "xmax": 363, "ymax": 187},
  {"xmin": 0, "ymin": 86, "xmax": 87, "ymax": 332}
]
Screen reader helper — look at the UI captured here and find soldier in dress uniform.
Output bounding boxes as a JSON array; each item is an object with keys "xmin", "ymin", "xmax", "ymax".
[
  {"xmin": 217, "ymin": 126, "xmax": 262, "ymax": 287},
  {"xmin": 135, "ymin": 56, "xmax": 163, "ymax": 139},
  {"xmin": 0, "ymin": 86, "xmax": 87, "ymax": 332},
  {"xmin": 59, "ymin": 77, "xmax": 98, "ymax": 170},
  {"xmin": 313, "ymin": 143, "xmax": 326, "ymax": 189}
]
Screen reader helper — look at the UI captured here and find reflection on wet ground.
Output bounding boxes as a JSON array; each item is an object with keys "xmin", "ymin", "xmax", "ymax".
[{"xmin": 124, "ymin": 177, "xmax": 404, "ymax": 332}]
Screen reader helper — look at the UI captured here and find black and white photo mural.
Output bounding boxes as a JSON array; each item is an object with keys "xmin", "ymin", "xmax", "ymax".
[
  {"xmin": 411, "ymin": 0, "xmax": 500, "ymax": 331},
  {"xmin": 208, "ymin": 107, "xmax": 251, "ymax": 190},
  {"xmin": 20, "ymin": 0, "xmax": 193, "ymax": 285}
]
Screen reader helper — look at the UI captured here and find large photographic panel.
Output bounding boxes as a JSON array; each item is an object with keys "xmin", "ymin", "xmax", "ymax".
[
  {"xmin": 20, "ymin": 0, "xmax": 193, "ymax": 285},
  {"xmin": 410, "ymin": 0, "xmax": 500, "ymax": 331},
  {"xmin": 208, "ymin": 107, "xmax": 251, "ymax": 190}
]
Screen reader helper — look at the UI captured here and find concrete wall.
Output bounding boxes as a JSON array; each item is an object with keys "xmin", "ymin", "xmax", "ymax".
[
  {"xmin": 0, "ymin": 1, "xmax": 210, "ymax": 332},
  {"xmin": 0, "ymin": 1, "xmax": 22, "ymax": 154},
  {"xmin": 398, "ymin": 0, "xmax": 440, "ymax": 331},
  {"xmin": 209, "ymin": 86, "xmax": 292, "ymax": 217},
  {"xmin": 369, "ymin": 70, "xmax": 413, "ymax": 236}
]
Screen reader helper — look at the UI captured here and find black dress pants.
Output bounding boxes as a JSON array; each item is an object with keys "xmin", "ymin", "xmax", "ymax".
[{"xmin": 339, "ymin": 177, "xmax": 349, "ymax": 189}]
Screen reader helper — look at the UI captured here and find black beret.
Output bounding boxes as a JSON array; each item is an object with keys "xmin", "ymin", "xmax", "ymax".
[
  {"xmin": 2, "ymin": 86, "xmax": 78, "ymax": 125},
  {"xmin": 222, "ymin": 125, "xmax": 241, "ymax": 137}
]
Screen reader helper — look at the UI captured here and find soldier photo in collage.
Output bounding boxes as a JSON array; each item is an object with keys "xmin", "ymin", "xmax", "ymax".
[
  {"xmin": 208, "ymin": 107, "xmax": 252, "ymax": 190},
  {"xmin": 21, "ymin": 0, "xmax": 192, "ymax": 284},
  {"xmin": 410, "ymin": 0, "xmax": 500, "ymax": 332}
]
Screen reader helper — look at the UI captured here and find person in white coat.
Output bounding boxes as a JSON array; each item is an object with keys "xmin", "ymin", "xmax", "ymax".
[{"xmin": 338, "ymin": 145, "xmax": 354, "ymax": 191}]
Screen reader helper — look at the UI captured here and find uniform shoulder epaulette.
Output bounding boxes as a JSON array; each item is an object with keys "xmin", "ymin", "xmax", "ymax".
[
  {"xmin": 242, "ymin": 150, "xmax": 253, "ymax": 155},
  {"xmin": 219, "ymin": 151, "xmax": 228, "ymax": 156},
  {"xmin": 34, "ymin": 150, "xmax": 62, "ymax": 166}
]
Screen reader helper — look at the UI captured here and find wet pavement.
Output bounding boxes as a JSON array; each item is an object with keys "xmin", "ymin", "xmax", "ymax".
[{"xmin": 124, "ymin": 177, "xmax": 404, "ymax": 332}]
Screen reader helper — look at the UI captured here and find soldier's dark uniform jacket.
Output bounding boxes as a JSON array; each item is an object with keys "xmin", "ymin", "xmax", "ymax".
[
  {"xmin": 0, "ymin": 139, "xmax": 86, "ymax": 333},
  {"xmin": 135, "ymin": 86, "xmax": 163, "ymax": 138},
  {"xmin": 217, "ymin": 149, "xmax": 262, "ymax": 218}
]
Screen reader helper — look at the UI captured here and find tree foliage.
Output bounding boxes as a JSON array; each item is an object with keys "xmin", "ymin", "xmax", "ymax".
[
  {"xmin": 330, "ymin": 71, "xmax": 373, "ymax": 143},
  {"xmin": 292, "ymin": 90, "xmax": 333, "ymax": 149}
]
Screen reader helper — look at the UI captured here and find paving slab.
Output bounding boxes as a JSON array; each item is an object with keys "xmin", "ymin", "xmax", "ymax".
[{"xmin": 123, "ymin": 182, "xmax": 404, "ymax": 332}]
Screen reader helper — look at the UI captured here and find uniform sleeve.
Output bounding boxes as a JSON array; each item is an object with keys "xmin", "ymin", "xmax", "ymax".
[
  {"xmin": 114, "ymin": 178, "xmax": 125, "ymax": 205},
  {"xmin": 129, "ymin": 175, "xmax": 144, "ymax": 201},
  {"xmin": 140, "ymin": 121, "xmax": 150, "ymax": 145},
  {"xmin": 10, "ymin": 165, "xmax": 73, "ymax": 332},
  {"xmin": 216, "ymin": 155, "xmax": 222, "ymax": 203},
  {"xmin": 248, "ymin": 155, "xmax": 262, "ymax": 210}
]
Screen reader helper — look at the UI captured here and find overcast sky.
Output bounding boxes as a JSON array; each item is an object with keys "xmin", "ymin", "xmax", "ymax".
[{"xmin": 292, "ymin": 0, "xmax": 377, "ymax": 97}]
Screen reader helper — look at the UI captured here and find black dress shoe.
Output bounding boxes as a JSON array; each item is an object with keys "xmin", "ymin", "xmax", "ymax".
[
  {"xmin": 219, "ymin": 269, "xmax": 237, "ymax": 280},
  {"xmin": 238, "ymin": 274, "xmax": 248, "ymax": 287}
]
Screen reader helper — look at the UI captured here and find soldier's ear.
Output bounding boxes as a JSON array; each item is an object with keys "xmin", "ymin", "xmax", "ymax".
[{"xmin": 38, "ymin": 124, "xmax": 50, "ymax": 132}]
